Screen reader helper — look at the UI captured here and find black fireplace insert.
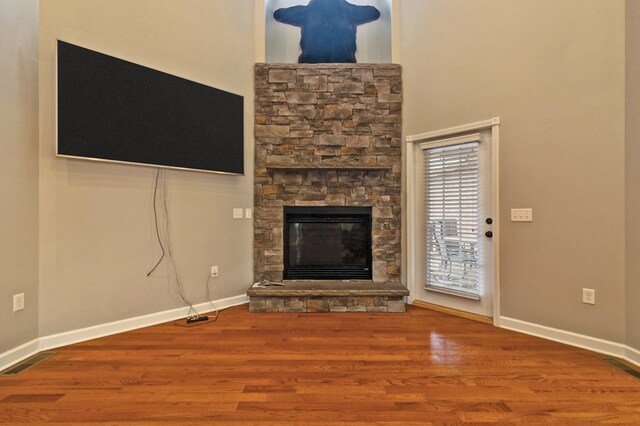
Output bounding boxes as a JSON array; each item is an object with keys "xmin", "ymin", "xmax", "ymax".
[{"xmin": 283, "ymin": 206, "xmax": 372, "ymax": 280}]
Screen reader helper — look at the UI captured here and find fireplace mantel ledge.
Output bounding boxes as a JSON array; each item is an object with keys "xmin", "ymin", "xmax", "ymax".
[{"xmin": 264, "ymin": 163, "xmax": 392, "ymax": 171}]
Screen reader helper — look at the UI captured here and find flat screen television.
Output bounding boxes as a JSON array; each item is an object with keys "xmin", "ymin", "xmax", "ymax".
[{"xmin": 56, "ymin": 40, "xmax": 244, "ymax": 175}]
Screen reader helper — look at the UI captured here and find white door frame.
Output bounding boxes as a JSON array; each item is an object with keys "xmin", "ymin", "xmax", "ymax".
[{"xmin": 406, "ymin": 117, "xmax": 501, "ymax": 326}]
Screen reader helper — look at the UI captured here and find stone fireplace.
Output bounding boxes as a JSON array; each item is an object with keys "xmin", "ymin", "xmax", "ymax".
[{"xmin": 250, "ymin": 63, "xmax": 407, "ymax": 312}]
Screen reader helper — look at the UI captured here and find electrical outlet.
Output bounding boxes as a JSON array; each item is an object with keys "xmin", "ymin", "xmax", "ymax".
[
  {"xmin": 13, "ymin": 293, "xmax": 25, "ymax": 312},
  {"xmin": 245, "ymin": 208, "xmax": 252, "ymax": 219},
  {"xmin": 582, "ymin": 288, "xmax": 595, "ymax": 305},
  {"xmin": 511, "ymin": 208, "xmax": 533, "ymax": 222},
  {"xmin": 233, "ymin": 208, "xmax": 243, "ymax": 219},
  {"xmin": 211, "ymin": 266, "xmax": 219, "ymax": 278}
]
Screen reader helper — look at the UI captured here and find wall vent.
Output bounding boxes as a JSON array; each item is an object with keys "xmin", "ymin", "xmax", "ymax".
[
  {"xmin": 1, "ymin": 352, "xmax": 55, "ymax": 377},
  {"xmin": 601, "ymin": 357, "xmax": 640, "ymax": 380}
]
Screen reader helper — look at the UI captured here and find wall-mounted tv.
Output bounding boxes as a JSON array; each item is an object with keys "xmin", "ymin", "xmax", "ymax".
[{"xmin": 56, "ymin": 40, "xmax": 244, "ymax": 175}]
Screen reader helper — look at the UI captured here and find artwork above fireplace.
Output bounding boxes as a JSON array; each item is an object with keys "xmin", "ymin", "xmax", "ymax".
[{"xmin": 284, "ymin": 206, "xmax": 372, "ymax": 280}]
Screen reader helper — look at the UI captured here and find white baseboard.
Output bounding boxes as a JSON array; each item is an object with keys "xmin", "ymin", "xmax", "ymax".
[
  {"xmin": 39, "ymin": 294, "xmax": 248, "ymax": 351},
  {"xmin": 0, "ymin": 294, "xmax": 248, "ymax": 372},
  {"xmin": 626, "ymin": 345, "xmax": 640, "ymax": 368},
  {"xmin": 4, "ymin": 303, "xmax": 639, "ymax": 374},
  {"xmin": 500, "ymin": 316, "xmax": 640, "ymax": 368},
  {"xmin": 0, "ymin": 338, "xmax": 40, "ymax": 373}
]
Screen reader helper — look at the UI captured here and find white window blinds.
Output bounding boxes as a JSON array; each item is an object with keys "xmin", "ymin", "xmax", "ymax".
[{"xmin": 423, "ymin": 141, "xmax": 481, "ymax": 298}]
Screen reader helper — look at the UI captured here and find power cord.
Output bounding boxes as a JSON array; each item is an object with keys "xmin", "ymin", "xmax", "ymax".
[
  {"xmin": 147, "ymin": 168, "xmax": 202, "ymax": 321},
  {"xmin": 146, "ymin": 168, "xmax": 165, "ymax": 277}
]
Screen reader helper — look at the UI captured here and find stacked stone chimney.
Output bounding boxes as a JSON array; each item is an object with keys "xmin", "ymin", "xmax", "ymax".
[{"xmin": 254, "ymin": 63, "xmax": 402, "ymax": 284}]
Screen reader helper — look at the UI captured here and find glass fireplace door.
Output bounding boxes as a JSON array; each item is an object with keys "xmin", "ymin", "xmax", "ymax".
[{"xmin": 284, "ymin": 207, "xmax": 372, "ymax": 280}]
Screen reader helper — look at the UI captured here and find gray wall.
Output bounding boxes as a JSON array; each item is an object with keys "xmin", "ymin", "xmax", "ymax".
[
  {"xmin": 626, "ymin": 0, "xmax": 640, "ymax": 351},
  {"xmin": 400, "ymin": 0, "xmax": 626, "ymax": 341},
  {"xmin": 38, "ymin": 0, "xmax": 255, "ymax": 335},
  {"xmin": 0, "ymin": 0, "xmax": 40, "ymax": 353}
]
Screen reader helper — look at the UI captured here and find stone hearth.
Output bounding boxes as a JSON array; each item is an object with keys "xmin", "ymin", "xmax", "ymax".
[
  {"xmin": 252, "ymin": 63, "xmax": 406, "ymax": 312},
  {"xmin": 247, "ymin": 281, "xmax": 408, "ymax": 313}
]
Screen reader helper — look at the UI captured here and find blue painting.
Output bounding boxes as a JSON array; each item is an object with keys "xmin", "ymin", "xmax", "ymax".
[{"xmin": 274, "ymin": 0, "xmax": 381, "ymax": 63}]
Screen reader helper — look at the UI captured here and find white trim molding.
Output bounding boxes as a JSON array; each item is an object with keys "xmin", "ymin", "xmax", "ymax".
[
  {"xmin": 39, "ymin": 295, "xmax": 249, "ymax": 351},
  {"xmin": 406, "ymin": 118, "xmax": 500, "ymax": 143},
  {"xmin": 626, "ymin": 345, "xmax": 640, "ymax": 368},
  {"xmin": 1, "ymin": 294, "xmax": 248, "ymax": 372},
  {"xmin": 4, "ymin": 298, "xmax": 640, "ymax": 374},
  {"xmin": 501, "ymin": 316, "xmax": 640, "ymax": 369}
]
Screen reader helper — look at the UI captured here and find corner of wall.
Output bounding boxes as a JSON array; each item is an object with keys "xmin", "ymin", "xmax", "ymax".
[
  {"xmin": 0, "ymin": 0, "xmax": 40, "ymax": 356},
  {"xmin": 625, "ymin": 0, "xmax": 640, "ymax": 353}
]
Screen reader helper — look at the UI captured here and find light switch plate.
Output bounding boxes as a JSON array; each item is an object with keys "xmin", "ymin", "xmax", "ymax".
[
  {"xmin": 13, "ymin": 293, "xmax": 25, "ymax": 312},
  {"xmin": 233, "ymin": 208, "xmax": 243, "ymax": 219},
  {"xmin": 511, "ymin": 208, "xmax": 533, "ymax": 222}
]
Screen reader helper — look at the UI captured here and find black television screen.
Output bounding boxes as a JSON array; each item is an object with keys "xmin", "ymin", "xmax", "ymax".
[{"xmin": 56, "ymin": 40, "xmax": 244, "ymax": 175}]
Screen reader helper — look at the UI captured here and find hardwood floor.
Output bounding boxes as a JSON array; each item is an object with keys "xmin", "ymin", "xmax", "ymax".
[{"xmin": 1, "ymin": 304, "xmax": 640, "ymax": 424}]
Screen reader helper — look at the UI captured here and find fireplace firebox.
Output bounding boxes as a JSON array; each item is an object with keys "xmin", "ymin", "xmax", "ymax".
[{"xmin": 283, "ymin": 207, "xmax": 372, "ymax": 280}]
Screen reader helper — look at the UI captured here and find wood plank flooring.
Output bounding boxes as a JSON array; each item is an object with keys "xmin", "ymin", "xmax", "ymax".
[{"xmin": 1, "ymin": 304, "xmax": 640, "ymax": 424}]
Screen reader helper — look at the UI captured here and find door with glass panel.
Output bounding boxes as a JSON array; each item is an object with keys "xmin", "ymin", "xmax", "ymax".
[{"xmin": 410, "ymin": 127, "xmax": 496, "ymax": 318}]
